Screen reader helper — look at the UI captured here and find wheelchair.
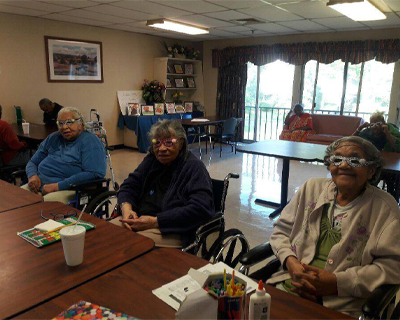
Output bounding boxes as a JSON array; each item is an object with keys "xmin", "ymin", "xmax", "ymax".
[
  {"xmin": 12, "ymin": 109, "xmax": 119, "ymax": 213},
  {"xmin": 238, "ymin": 242, "xmax": 400, "ymax": 320}
]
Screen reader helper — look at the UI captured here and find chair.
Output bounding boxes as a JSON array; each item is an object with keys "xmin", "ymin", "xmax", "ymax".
[
  {"xmin": 206, "ymin": 117, "xmax": 238, "ymax": 157},
  {"xmin": 238, "ymin": 242, "xmax": 400, "ymax": 320},
  {"xmin": 0, "ymin": 151, "xmax": 27, "ymax": 184},
  {"xmin": 182, "ymin": 173, "xmax": 250, "ymax": 268}
]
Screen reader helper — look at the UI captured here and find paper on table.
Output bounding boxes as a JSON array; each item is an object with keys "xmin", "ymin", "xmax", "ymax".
[{"xmin": 191, "ymin": 118, "xmax": 209, "ymax": 122}]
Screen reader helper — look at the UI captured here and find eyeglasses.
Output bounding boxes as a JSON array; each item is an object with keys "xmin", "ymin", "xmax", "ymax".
[
  {"xmin": 370, "ymin": 122, "xmax": 383, "ymax": 128},
  {"xmin": 56, "ymin": 118, "xmax": 82, "ymax": 127},
  {"xmin": 40, "ymin": 210, "xmax": 77, "ymax": 221},
  {"xmin": 329, "ymin": 155, "xmax": 374, "ymax": 168},
  {"xmin": 152, "ymin": 138, "xmax": 177, "ymax": 148}
]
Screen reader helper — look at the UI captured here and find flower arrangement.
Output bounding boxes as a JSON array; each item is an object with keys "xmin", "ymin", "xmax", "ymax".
[
  {"xmin": 142, "ymin": 79, "xmax": 166, "ymax": 104},
  {"xmin": 187, "ymin": 47, "xmax": 200, "ymax": 60},
  {"xmin": 172, "ymin": 43, "xmax": 187, "ymax": 57},
  {"xmin": 161, "ymin": 41, "xmax": 173, "ymax": 56},
  {"xmin": 172, "ymin": 91, "xmax": 184, "ymax": 104}
]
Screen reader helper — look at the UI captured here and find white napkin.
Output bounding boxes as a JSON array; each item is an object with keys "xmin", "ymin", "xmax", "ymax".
[{"xmin": 35, "ymin": 220, "xmax": 64, "ymax": 232}]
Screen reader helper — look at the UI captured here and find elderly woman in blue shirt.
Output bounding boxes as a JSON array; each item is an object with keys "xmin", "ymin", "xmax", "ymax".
[{"xmin": 23, "ymin": 107, "xmax": 106, "ymax": 204}]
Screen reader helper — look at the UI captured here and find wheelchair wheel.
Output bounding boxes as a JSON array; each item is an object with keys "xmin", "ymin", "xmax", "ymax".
[
  {"xmin": 85, "ymin": 191, "xmax": 118, "ymax": 219},
  {"xmin": 211, "ymin": 228, "xmax": 250, "ymax": 269}
]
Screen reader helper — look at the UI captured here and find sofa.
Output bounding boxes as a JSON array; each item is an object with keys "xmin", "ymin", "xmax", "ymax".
[{"xmin": 306, "ymin": 114, "xmax": 364, "ymax": 145}]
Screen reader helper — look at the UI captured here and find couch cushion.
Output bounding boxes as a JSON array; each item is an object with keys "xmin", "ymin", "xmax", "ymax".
[
  {"xmin": 311, "ymin": 114, "xmax": 363, "ymax": 136},
  {"xmin": 307, "ymin": 134, "xmax": 343, "ymax": 144}
]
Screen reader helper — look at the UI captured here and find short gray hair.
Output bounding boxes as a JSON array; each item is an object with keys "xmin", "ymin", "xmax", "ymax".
[
  {"xmin": 57, "ymin": 107, "xmax": 86, "ymax": 127},
  {"xmin": 324, "ymin": 136, "xmax": 383, "ymax": 185},
  {"xmin": 370, "ymin": 110, "xmax": 385, "ymax": 123},
  {"xmin": 148, "ymin": 119, "xmax": 188, "ymax": 158}
]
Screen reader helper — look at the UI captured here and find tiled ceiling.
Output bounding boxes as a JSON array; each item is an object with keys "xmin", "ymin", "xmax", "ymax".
[{"xmin": 1, "ymin": 0, "xmax": 400, "ymax": 41}]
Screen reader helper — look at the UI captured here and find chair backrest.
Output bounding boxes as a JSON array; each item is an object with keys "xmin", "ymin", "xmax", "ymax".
[
  {"xmin": 222, "ymin": 117, "xmax": 238, "ymax": 136},
  {"xmin": 212, "ymin": 178, "xmax": 226, "ymax": 213}
]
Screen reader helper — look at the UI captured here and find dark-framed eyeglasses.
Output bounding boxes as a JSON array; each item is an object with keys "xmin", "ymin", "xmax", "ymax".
[
  {"xmin": 56, "ymin": 118, "xmax": 82, "ymax": 127},
  {"xmin": 329, "ymin": 155, "xmax": 374, "ymax": 168},
  {"xmin": 152, "ymin": 138, "xmax": 177, "ymax": 148},
  {"xmin": 40, "ymin": 210, "xmax": 77, "ymax": 221}
]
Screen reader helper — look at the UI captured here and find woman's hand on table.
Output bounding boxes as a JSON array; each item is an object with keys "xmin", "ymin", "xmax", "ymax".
[
  {"xmin": 28, "ymin": 175, "xmax": 41, "ymax": 194},
  {"xmin": 119, "ymin": 215, "xmax": 158, "ymax": 231},
  {"xmin": 42, "ymin": 183, "xmax": 59, "ymax": 195},
  {"xmin": 120, "ymin": 203, "xmax": 138, "ymax": 231}
]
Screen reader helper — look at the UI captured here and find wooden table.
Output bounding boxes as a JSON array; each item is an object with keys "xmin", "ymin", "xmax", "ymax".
[
  {"xmin": 11, "ymin": 123, "xmax": 56, "ymax": 144},
  {"xmin": 0, "ymin": 180, "xmax": 43, "ymax": 213},
  {"xmin": 19, "ymin": 248, "xmax": 352, "ymax": 320},
  {"xmin": 237, "ymin": 140, "xmax": 400, "ymax": 218},
  {"xmin": 0, "ymin": 201, "xmax": 154, "ymax": 319}
]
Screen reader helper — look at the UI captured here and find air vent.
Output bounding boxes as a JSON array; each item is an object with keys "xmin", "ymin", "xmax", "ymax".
[{"xmin": 231, "ymin": 18, "xmax": 264, "ymax": 25}]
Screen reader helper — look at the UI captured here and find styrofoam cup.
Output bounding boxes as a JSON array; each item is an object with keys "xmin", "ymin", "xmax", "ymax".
[
  {"xmin": 22, "ymin": 122, "xmax": 29, "ymax": 134},
  {"xmin": 59, "ymin": 225, "xmax": 86, "ymax": 266}
]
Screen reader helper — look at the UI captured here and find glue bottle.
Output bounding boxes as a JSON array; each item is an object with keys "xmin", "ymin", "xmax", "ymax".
[{"xmin": 248, "ymin": 280, "xmax": 271, "ymax": 320}]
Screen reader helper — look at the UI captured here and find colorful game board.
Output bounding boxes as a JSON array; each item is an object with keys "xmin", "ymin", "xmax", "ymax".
[
  {"xmin": 53, "ymin": 300, "xmax": 139, "ymax": 320},
  {"xmin": 17, "ymin": 217, "xmax": 95, "ymax": 248}
]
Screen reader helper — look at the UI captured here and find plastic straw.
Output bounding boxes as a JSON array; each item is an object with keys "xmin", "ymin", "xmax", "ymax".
[{"xmin": 74, "ymin": 204, "xmax": 87, "ymax": 231}]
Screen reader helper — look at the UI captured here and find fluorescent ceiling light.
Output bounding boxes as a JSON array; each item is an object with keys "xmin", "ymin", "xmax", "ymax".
[
  {"xmin": 147, "ymin": 19, "xmax": 209, "ymax": 35},
  {"xmin": 327, "ymin": 0, "xmax": 386, "ymax": 21}
]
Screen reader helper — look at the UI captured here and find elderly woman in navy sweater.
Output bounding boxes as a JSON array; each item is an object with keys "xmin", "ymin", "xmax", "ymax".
[
  {"xmin": 115, "ymin": 119, "xmax": 215, "ymax": 248},
  {"xmin": 23, "ymin": 107, "xmax": 106, "ymax": 204}
]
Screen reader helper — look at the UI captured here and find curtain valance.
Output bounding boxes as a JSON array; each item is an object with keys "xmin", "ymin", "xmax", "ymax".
[{"xmin": 212, "ymin": 39, "xmax": 400, "ymax": 68}]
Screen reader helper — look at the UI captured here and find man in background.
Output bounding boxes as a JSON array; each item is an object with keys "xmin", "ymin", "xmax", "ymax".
[
  {"xmin": 39, "ymin": 98, "xmax": 63, "ymax": 128},
  {"xmin": 0, "ymin": 106, "xmax": 30, "ymax": 167}
]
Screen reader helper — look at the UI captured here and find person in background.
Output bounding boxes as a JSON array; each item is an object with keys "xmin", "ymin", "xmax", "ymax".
[
  {"xmin": 115, "ymin": 119, "xmax": 215, "ymax": 249},
  {"xmin": 267, "ymin": 136, "xmax": 400, "ymax": 318},
  {"xmin": 39, "ymin": 98, "xmax": 63, "ymax": 128},
  {"xmin": 0, "ymin": 105, "xmax": 30, "ymax": 167},
  {"xmin": 23, "ymin": 107, "xmax": 106, "ymax": 203},
  {"xmin": 353, "ymin": 110, "xmax": 400, "ymax": 152},
  {"xmin": 279, "ymin": 103, "xmax": 315, "ymax": 142}
]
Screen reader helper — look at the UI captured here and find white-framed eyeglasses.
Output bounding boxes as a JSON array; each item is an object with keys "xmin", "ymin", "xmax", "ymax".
[
  {"xmin": 57, "ymin": 118, "xmax": 82, "ymax": 127},
  {"xmin": 329, "ymin": 155, "xmax": 374, "ymax": 168}
]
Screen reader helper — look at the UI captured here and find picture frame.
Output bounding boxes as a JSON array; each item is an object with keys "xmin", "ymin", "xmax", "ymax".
[
  {"xmin": 175, "ymin": 104, "xmax": 185, "ymax": 113},
  {"xmin": 174, "ymin": 64, "xmax": 184, "ymax": 74},
  {"xmin": 141, "ymin": 105, "xmax": 154, "ymax": 116},
  {"xmin": 167, "ymin": 64, "xmax": 173, "ymax": 74},
  {"xmin": 166, "ymin": 102, "xmax": 176, "ymax": 114},
  {"xmin": 128, "ymin": 103, "xmax": 140, "ymax": 116},
  {"xmin": 174, "ymin": 78, "xmax": 185, "ymax": 88},
  {"xmin": 184, "ymin": 101, "xmax": 194, "ymax": 113},
  {"xmin": 45, "ymin": 36, "xmax": 103, "ymax": 83},
  {"xmin": 166, "ymin": 78, "xmax": 172, "ymax": 88},
  {"xmin": 184, "ymin": 64, "xmax": 193, "ymax": 75},
  {"xmin": 187, "ymin": 77, "xmax": 195, "ymax": 88},
  {"xmin": 154, "ymin": 103, "xmax": 165, "ymax": 115}
]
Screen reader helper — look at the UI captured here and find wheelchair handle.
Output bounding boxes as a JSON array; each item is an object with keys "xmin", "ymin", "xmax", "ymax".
[{"xmin": 229, "ymin": 173, "xmax": 239, "ymax": 179}]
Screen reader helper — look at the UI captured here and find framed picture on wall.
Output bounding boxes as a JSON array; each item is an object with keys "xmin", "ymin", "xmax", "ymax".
[
  {"xmin": 174, "ymin": 78, "xmax": 185, "ymax": 88},
  {"xmin": 187, "ymin": 77, "xmax": 195, "ymax": 88},
  {"xmin": 166, "ymin": 78, "xmax": 173, "ymax": 88},
  {"xmin": 167, "ymin": 64, "xmax": 173, "ymax": 74},
  {"xmin": 44, "ymin": 36, "xmax": 103, "ymax": 83},
  {"xmin": 141, "ymin": 105, "xmax": 154, "ymax": 116},
  {"xmin": 166, "ymin": 102, "xmax": 176, "ymax": 114},
  {"xmin": 184, "ymin": 101, "xmax": 194, "ymax": 113},
  {"xmin": 154, "ymin": 103, "xmax": 165, "ymax": 115},
  {"xmin": 184, "ymin": 64, "xmax": 193, "ymax": 74},
  {"xmin": 174, "ymin": 64, "xmax": 184, "ymax": 74}
]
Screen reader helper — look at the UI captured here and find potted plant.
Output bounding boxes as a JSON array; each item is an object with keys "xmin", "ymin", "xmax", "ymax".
[
  {"xmin": 187, "ymin": 48, "xmax": 200, "ymax": 60},
  {"xmin": 142, "ymin": 79, "xmax": 166, "ymax": 104},
  {"xmin": 172, "ymin": 91, "xmax": 184, "ymax": 104},
  {"xmin": 172, "ymin": 43, "xmax": 187, "ymax": 59},
  {"xmin": 161, "ymin": 41, "xmax": 173, "ymax": 57}
]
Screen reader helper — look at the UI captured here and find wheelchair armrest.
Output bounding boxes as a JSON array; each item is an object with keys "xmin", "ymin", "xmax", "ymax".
[
  {"xmin": 362, "ymin": 284, "xmax": 400, "ymax": 319},
  {"xmin": 239, "ymin": 242, "xmax": 275, "ymax": 267},
  {"xmin": 70, "ymin": 178, "xmax": 110, "ymax": 190}
]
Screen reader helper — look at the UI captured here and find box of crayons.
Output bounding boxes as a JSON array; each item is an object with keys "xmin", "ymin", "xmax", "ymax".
[{"xmin": 203, "ymin": 270, "xmax": 247, "ymax": 320}]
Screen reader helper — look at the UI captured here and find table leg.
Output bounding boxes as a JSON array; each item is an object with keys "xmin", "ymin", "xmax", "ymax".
[{"xmin": 255, "ymin": 158, "xmax": 290, "ymax": 219}]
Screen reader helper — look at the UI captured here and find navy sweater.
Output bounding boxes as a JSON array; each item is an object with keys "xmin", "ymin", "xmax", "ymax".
[{"xmin": 117, "ymin": 151, "xmax": 215, "ymax": 248}]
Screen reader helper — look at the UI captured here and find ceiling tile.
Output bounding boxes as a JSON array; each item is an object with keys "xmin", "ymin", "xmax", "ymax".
[
  {"xmin": 104, "ymin": 24, "xmax": 155, "ymax": 33},
  {"xmin": 279, "ymin": 19, "xmax": 331, "ymax": 31},
  {"xmin": 0, "ymin": 0, "xmax": 71, "ymax": 12},
  {"xmin": 312, "ymin": 16, "xmax": 365, "ymax": 29},
  {"xmin": 216, "ymin": 25, "xmax": 252, "ymax": 32},
  {"xmin": 42, "ymin": 13, "xmax": 112, "ymax": 25},
  {"xmin": 62, "ymin": 8, "xmax": 135, "ymax": 23},
  {"xmin": 111, "ymin": 1, "xmax": 192, "ymax": 18},
  {"xmin": 279, "ymin": 0, "xmax": 342, "ymax": 19},
  {"xmin": 383, "ymin": 0, "xmax": 400, "ymax": 11},
  {"xmin": 151, "ymin": 0, "xmax": 227, "ymax": 14},
  {"xmin": 362, "ymin": 12, "xmax": 400, "ymax": 28},
  {"xmin": 238, "ymin": 3, "xmax": 303, "ymax": 22},
  {"xmin": 173, "ymin": 14, "xmax": 235, "ymax": 27},
  {"xmin": 84, "ymin": 4, "xmax": 158, "ymax": 20},
  {"xmin": 263, "ymin": 0, "xmax": 310, "ymax": 3},
  {"xmin": 250, "ymin": 22, "xmax": 296, "ymax": 33},
  {"xmin": 205, "ymin": 0, "xmax": 265, "ymax": 10},
  {"xmin": 236, "ymin": 29, "xmax": 272, "ymax": 35},
  {"xmin": 0, "ymin": 3, "xmax": 47, "ymax": 16},
  {"xmin": 208, "ymin": 28, "xmax": 241, "ymax": 36},
  {"xmin": 90, "ymin": 0, "xmax": 121, "ymax": 3},
  {"xmin": 205, "ymin": 9, "xmax": 253, "ymax": 21},
  {"xmin": 41, "ymin": 1, "xmax": 100, "ymax": 8}
]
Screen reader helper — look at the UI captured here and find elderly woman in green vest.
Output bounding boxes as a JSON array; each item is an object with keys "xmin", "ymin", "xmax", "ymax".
[{"xmin": 267, "ymin": 136, "xmax": 400, "ymax": 318}]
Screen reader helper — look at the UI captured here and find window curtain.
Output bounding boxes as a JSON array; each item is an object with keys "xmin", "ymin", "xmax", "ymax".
[
  {"xmin": 213, "ymin": 39, "xmax": 400, "ymax": 141},
  {"xmin": 216, "ymin": 63, "xmax": 247, "ymax": 141}
]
